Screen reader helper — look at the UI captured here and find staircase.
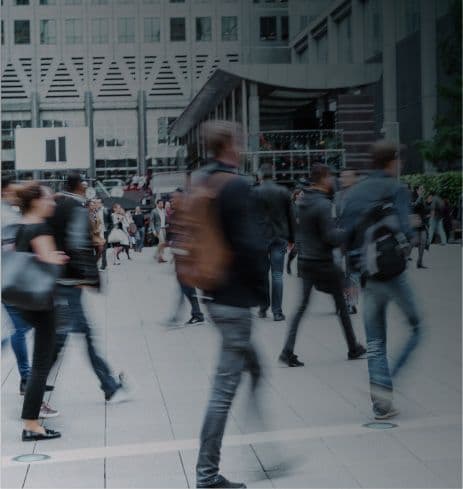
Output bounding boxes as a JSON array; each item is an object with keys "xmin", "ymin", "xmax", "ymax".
[{"xmin": 336, "ymin": 95, "xmax": 376, "ymax": 170}]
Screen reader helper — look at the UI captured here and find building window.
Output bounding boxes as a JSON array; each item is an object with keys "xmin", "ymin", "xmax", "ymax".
[
  {"xmin": 118, "ymin": 17, "xmax": 135, "ymax": 43},
  {"xmin": 65, "ymin": 18, "xmax": 83, "ymax": 44},
  {"xmin": 337, "ymin": 15, "xmax": 352, "ymax": 63},
  {"xmin": 170, "ymin": 0, "xmax": 185, "ymax": 2},
  {"xmin": 316, "ymin": 34, "xmax": 328, "ymax": 63},
  {"xmin": 144, "ymin": 17, "xmax": 160, "ymax": 43},
  {"xmin": 65, "ymin": 0, "xmax": 82, "ymax": 4},
  {"xmin": 196, "ymin": 17, "xmax": 211, "ymax": 41},
  {"xmin": 363, "ymin": 0, "xmax": 382, "ymax": 59},
  {"xmin": 40, "ymin": 19, "xmax": 56, "ymax": 44},
  {"xmin": 260, "ymin": 16, "xmax": 277, "ymax": 41},
  {"xmin": 14, "ymin": 20, "xmax": 30, "ymax": 44},
  {"xmin": 158, "ymin": 117, "xmax": 177, "ymax": 144},
  {"xmin": 92, "ymin": 18, "xmax": 108, "ymax": 44},
  {"xmin": 281, "ymin": 15, "xmax": 288, "ymax": 41},
  {"xmin": 1, "ymin": 21, "xmax": 4, "ymax": 45},
  {"xmin": 15, "ymin": 0, "xmax": 29, "ymax": 5},
  {"xmin": 170, "ymin": 17, "xmax": 185, "ymax": 41},
  {"xmin": 40, "ymin": 0, "xmax": 56, "ymax": 4},
  {"xmin": 222, "ymin": 16, "xmax": 237, "ymax": 41},
  {"xmin": 404, "ymin": 0, "xmax": 420, "ymax": 36}
]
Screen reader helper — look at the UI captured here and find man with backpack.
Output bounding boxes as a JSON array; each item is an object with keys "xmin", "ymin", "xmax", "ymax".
[
  {"xmin": 253, "ymin": 163, "xmax": 295, "ymax": 321},
  {"xmin": 279, "ymin": 165, "xmax": 366, "ymax": 368},
  {"xmin": 174, "ymin": 121, "xmax": 266, "ymax": 488},
  {"xmin": 340, "ymin": 141, "xmax": 422, "ymax": 420}
]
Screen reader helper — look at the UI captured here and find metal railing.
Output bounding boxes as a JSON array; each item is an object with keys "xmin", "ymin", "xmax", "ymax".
[
  {"xmin": 240, "ymin": 149, "xmax": 346, "ymax": 183},
  {"xmin": 251, "ymin": 130, "xmax": 344, "ymax": 152}
]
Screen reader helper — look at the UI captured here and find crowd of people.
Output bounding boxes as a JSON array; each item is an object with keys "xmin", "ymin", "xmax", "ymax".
[{"xmin": 0, "ymin": 119, "xmax": 457, "ymax": 488}]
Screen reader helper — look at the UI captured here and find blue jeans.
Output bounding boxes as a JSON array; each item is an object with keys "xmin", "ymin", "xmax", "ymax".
[
  {"xmin": 363, "ymin": 272, "xmax": 421, "ymax": 413},
  {"xmin": 136, "ymin": 227, "xmax": 145, "ymax": 252},
  {"xmin": 261, "ymin": 238, "xmax": 287, "ymax": 316},
  {"xmin": 196, "ymin": 304, "xmax": 261, "ymax": 486},
  {"xmin": 428, "ymin": 217, "xmax": 447, "ymax": 245},
  {"xmin": 54, "ymin": 286, "xmax": 119, "ymax": 397},
  {"xmin": 4, "ymin": 304, "xmax": 31, "ymax": 381}
]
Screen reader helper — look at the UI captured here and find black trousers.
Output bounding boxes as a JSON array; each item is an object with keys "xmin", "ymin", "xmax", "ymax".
[
  {"xmin": 19, "ymin": 309, "xmax": 56, "ymax": 420},
  {"xmin": 282, "ymin": 260, "xmax": 358, "ymax": 355}
]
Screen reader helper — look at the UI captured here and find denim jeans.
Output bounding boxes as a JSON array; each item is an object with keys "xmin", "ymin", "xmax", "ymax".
[
  {"xmin": 261, "ymin": 238, "xmax": 287, "ymax": 316},
  {"xmin": 196, "ymin": 303, "xmax": 261, "ymax": 487},
  {"xmin": 4, "ymin": 304, "xmax": 31, "ymax": 381},
  {"xmin": 363, "ymin": 272, "xmax": 421, "ymax": 413},
  {"xmin": 282, "ymin": 262, "xmax": 358, "ymax": 356},
  {"xmin": 428, "ymin": 217, "xmax": 447, "ymax": 245},
  {"xmin": 136, "ymin": 227, "xmax": 145, "ymax": 252},
  {"xmin": 54, "ymin": 286, "xmax": 119, "ymax": 397}
]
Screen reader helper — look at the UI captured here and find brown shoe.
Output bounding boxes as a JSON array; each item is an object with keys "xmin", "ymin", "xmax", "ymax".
[{"xmin": 158, "ymin": 257, "xmax": 167, "ymax": 263}]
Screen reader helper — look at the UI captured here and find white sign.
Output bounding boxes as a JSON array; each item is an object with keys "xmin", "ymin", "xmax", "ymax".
[{"xmin": 15, "ymin": 127, "xmax": 90, "ymax": 171}]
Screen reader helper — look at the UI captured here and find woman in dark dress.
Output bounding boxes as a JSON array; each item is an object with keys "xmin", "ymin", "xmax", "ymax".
[{"xmin": 15, "ymin": 183, "xmax": 68, "ymax": 441}]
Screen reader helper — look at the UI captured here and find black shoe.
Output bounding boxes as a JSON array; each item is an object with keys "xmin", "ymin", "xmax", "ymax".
[
  {"xmin": 257, "ymin": 310, "xmax": 267, "ymax": 319},
  {"xmin": 279, "ymin": 352, "xmax": 304, "ymax": 367},
  {"xmin": 20, "ymin": 380, "xmax": 54, "ymax": 396},
  {"xmin": 417, "ymin": 263, "xmax": 428, "ymax": 269},
  {"xmin": 286, "ymin": 265, "xmax": 292, "ymax": 275},
  {"xmin": 22, "ymin": 428, "xmax": 61, "ymax": 442},
  {"xmin": 348, "ymin": 344, "xmax": 367, "ymax": 360},
  {"xmin": 273, "ymin": 313, "xmax": 286, "ymax": 322},
  {"xmin": 374, "ymin": 407, "xmax": 399, "ymax": 420},
  {"xmin": 197, "ymin": 475, "xmax": 246, "ymax": 488},
  {"xmin": 348, "ymin": 305, "xmax": 357, "ymax": 315},
  {"xmin": 186, "ymin": 316, "xmax": 204, "ymax": 325}
]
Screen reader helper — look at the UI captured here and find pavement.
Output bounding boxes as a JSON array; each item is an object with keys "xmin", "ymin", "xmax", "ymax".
[{"xmin": 1, "ymin": 244, "xmax": 461, "ymax": 489}]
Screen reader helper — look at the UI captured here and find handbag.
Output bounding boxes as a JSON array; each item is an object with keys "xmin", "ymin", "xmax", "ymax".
[{"xmin": 1, "ymin": 250, "xmax": 61, "ymax": 311}]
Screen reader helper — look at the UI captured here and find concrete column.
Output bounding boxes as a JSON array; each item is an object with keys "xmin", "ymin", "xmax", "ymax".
[
  {"xmin": 241, "ymin": 80, "xmax": 248, "ymax": 149},
  {"xmin": 351, "ymin": 0, "xmax": 365, "ymax": 62},
  {"xmin": 31, "ymin": 92, "xmax": 41, "ymax": 179},
  {"xmin": 248, "ymin": 82, "xmax": 260, "ymax": 152},
  {"xmin": 327, "ymin": 16, "xmax": 337, "ymax": 63},
  {"xmin": 231, "ymin": 88, "xmax": 236, "ymax": 122},
  {"xmin": 84, "ymin": 91, "xmax": 95, "ymax": 179},
  {"xmin": 214, "ymin": 106, "xmax": 219, "ymax": 120},
  {"xmin": 420, "ymin": 0, "xmax": 437, "ymax": 171},
  {"xmin": 137, "ymin": 90, "xmax": 147, "ymax": 176},
  {"xmin": 222, "ymin": 99, "xmax": 227, "ymax": 120},
  {"xmin": 381, "ymin": 0, "xmax": 398, "ymax": 140}
]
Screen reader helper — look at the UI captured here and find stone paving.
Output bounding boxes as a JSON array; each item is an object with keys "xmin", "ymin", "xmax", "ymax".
[{"xmin": 1, "ymin": 245, "xmax": 461, "ymax": 488}]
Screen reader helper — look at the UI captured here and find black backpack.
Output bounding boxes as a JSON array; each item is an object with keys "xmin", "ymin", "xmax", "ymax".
[{"xmin": 351, "ymin": 199, "xmax": 409, "ymax": 281}]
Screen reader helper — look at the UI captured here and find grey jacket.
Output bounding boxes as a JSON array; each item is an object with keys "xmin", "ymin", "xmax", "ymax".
[
  {"xmin": 253, "ymin": 179, "xmax": 295, "ymax": 244},
  {"xmin": 297, "ymin": 188, "xmax": 346, "ymax": 262}
]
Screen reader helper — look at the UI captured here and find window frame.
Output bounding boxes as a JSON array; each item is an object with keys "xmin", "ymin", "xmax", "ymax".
[
  {"xmin": 14, "ymin": 19, "xmax": 30, "ymax": 44},
  {"xmin": 221, "ymin": 15, "xmax": 238, "ymax": 41},
  {"xmin": 40, "ymin": 18, "xmax": 57, "ymax": 45},
  {"xmin": 260, "ymin": 16, "xmax": 277, "ymax": 41},
  {"xmin": 117, "ymin": 17, "xmax": 136, "ymax": 43},
  {"xmin": 196, "ymin": 16, "xmax": 212, "ymax": 42},
  {"xmin": 170, "ymin": 17, "xmax": 186, "ymax": 42}
]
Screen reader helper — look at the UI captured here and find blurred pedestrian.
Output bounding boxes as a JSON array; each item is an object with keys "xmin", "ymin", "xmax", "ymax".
[
  {"xmin": 412, "ymin": 185, "xmax": 429, "ymax": 268},
  {"xmin": 150, "ymin": 199, "xmax": 167, "ymax": 263},
  {"xmin": 49, "ymin": 173, "xmax": 129, "ymax": 403},
  {"xmin": 14, "ymin": 183, "xmax": 68, "ymax": 440},
  {"xmin": 88, "ymin": 199, "xmax": 105, "ymax": 263},
  {"xmin": 279, "ymin": 165, "xmax": 366, "ymax": 368},
  {"xmin": 341, "ymin": 141, "xmax": 421, "ymax": 420},
  {"xmin": 193, "ymin": 121, "xmax": 266, "ymax": 489},
  {"xmin": 133, "ymin": 206, "xmax": 146, "ymax": 252},
  {"xmin": 286, "ymin": 188, "xmax": 303, "ymax": 275},
  {"xmin": 427, "ymin": 191, "xmax": 447, "ymax": 245},
  {"xmin": 442, "ymin": 197, "xmax": 453, "ymax": 242}
]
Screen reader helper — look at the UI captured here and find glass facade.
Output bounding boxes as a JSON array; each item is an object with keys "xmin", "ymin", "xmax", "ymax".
[
  {"xmin": 118, "ymin": 17, "xmax": 135, "ymax": 43},
  {"xmin": 40, "ymin": 19, "xmax": 56, "ymax": 45},
  {"xmin": 144, "ymin": 17, "xmax": 160, "ymax": 43},
  {"xmin": 92, "ymin": 18, "xmax": 109, "ymax": 44},
  {"xmin": 65, "ymin": 19, "xmax": 83, "ymax": 44},
  {"xmin": 222, "ymin": 16, "xmax": 238, "ymax": 41},
  {"xmin": 196, "ymin": 17, "xmax": 211, "ymax": 41}
]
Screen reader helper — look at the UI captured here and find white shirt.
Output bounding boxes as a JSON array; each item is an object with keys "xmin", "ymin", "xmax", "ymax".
[{"xmin": 157, "ymin": 208, "xmax": 166, "ymax": 228}]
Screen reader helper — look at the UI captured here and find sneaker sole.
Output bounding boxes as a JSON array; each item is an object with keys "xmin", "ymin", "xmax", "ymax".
[
  {"xmin": 374, "ymin": 410, "xmax": 399, "ymax": 420},
  {"xmin": 39, "ymin": 411, "xmax": 60, "ymax": 419}
]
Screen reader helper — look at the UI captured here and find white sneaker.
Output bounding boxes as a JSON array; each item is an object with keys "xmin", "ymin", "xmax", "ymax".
[{"xmin": 39, "ymin": 402, "xmax": 59, "ymax": 418}]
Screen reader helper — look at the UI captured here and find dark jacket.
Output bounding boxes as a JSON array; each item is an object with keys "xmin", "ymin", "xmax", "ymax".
[
  {"xmin": 253, "ymin": 179, "xmax": 295, "ymax": 244},
  {"xmin": 196, "ymin": 161, "xmax": 267, "ymax": 308},
  {"xmin": 297, "ymin": 188, "xmax": 346, "ymax": 262},
  {"xmin": 48, "ymin": 192, "xmax": 99, "ymax": 287}
]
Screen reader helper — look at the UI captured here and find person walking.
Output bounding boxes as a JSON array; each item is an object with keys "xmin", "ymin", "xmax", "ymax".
[
  {"xmin": 1, "ymin": 177, "xmax": 56, "ymax": 401},
  {"xmin": 279, "ymin": 165, "xmax": 366, "ymax": 368},
  {"xmin": 253, "ymin": 163, "xmax": 295, "ymax": 321},
  {"xmin": 341, "ymin": 141, "xmax": 422, "ymax": 420},
  {"xmin": 133, "ymin": 206, "xmax": 146, "ymax": 252},
  {"xmin": 193, "ymin": 121, "xmax": 267, "ymax": 489},
  {"xmin": 97, "ymin": 199, "xmax": 111, "ymax": 271},
  {"xmin": 150, "ymin": 199, "xmax": 167, "ymax": 263},
  {"xmin": 412, "ymin": 185, "xmax": 429, "ymax": 268},
  {"xmin": 88, "ymin": 199, "xmax": 106, "ymax": 264},
  {"xmin": 13, "ymin": 183, "xmax": 68, "ymax": 440},
  {"xmin": 286, "ymin": 188, "xmax": 303, "ymax": 275},
  {"xmin": 427, "ymin": 191, "xmax": 447, "ymax": 245},
  {"xmin": 49, "ymin": 173, "xmax": 129, "ymax": 403}
]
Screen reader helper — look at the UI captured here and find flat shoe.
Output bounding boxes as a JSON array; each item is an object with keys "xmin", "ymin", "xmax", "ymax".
[{"xmin": 22, "ymin": 428, "xmax": 61, "ymax": 442}]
